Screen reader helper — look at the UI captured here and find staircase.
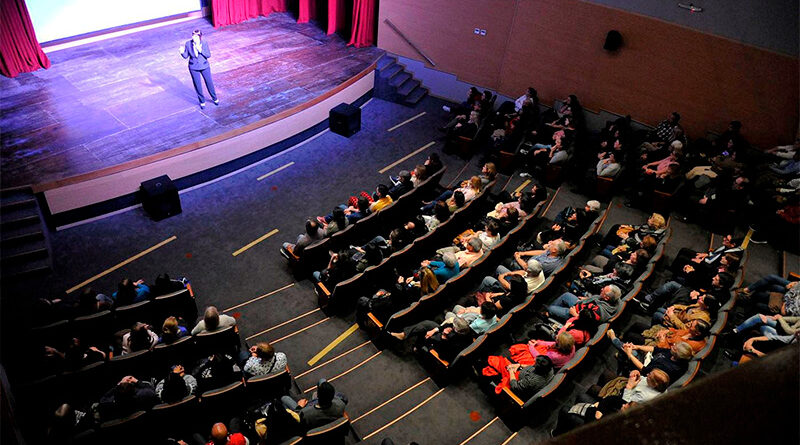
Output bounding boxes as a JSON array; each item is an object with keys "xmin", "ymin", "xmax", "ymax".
[
  {"xmin": 375, "ymin": 54, "xmax": 429, "ymax": 107},
  {"xmin": 1, "ymin": 187, "xmax": 52, "ymax": 281}
]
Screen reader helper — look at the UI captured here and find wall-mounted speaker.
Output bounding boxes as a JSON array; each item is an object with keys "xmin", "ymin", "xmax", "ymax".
[{"xmin": 604, "ymin": 30, "xmax": 623, "ymax": 51}]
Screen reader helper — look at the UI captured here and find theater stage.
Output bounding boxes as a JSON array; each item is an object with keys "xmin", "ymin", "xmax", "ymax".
[{"xmin": 0, "ymin": 13, "xmax": 383, "ymax": 197}]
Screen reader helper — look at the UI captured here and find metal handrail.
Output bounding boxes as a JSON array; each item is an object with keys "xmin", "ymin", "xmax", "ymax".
[{"xmin": 383, "ymin": 19, "xmax": 436, "ymax": 67}]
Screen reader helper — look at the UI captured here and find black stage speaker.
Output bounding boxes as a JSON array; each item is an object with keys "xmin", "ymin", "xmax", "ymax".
[
  {"xmin": 604, "ymin": 30, "xmax": 623, "ymax": 51},
  {"xmin": 140, "ymin": 175, "xmax": 181, "ymax": 221},
  {"xmin": 329, "ymin": 103, "xmax": 361, "ymax": 137}
]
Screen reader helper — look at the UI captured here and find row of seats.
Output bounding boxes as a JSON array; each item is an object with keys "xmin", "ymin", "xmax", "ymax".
[
  {"xmin": 315, "ymin": 178, "xmax": 498, "ymax": 312},
  {"xmin": 31, "ymin": 288, "xmax": 196, "ymax": 350},
  {"xmin": 285, "ymin": 166, "xmax": 447, "ymax": 274}
]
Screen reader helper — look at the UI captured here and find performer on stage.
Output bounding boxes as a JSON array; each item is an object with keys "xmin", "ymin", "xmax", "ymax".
[{"xmin": 179, "ymin": 30, "xmax": 218, "ymax": 109}]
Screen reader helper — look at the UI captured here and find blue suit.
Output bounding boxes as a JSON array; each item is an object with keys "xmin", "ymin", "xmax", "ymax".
[{"xmin": 181, "ymin": 40, "xmax": 217, "ymax": 104}]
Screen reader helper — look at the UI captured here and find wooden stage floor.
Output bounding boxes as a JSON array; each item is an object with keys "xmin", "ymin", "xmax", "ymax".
[{"xmin": 0, "ymin": 13, "xmax": 382, "ymax": 188}]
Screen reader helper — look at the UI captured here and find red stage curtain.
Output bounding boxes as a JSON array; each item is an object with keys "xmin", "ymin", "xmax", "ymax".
[
  {"xmin": 327, "ymin": 0, "xmax": 346, "ymax": 35},
  {"xmin": 212, "ymin": 0, "xmax": 287, "ymax": 28},
  {"xmin": 298, "ymin": 0, "xmax": 316, "ymax": 24},
  {"xmin": 348, "ymin": 0, "xmax": 375, "ymax": 48},
  {"xmin": 0, "ymin": 0, "xmax": 50, "ymax": 78}
]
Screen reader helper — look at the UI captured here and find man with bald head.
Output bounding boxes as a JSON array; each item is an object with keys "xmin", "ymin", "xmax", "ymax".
[{"xmin": 192, "ymin": 419, "xmax": 250, "ymax": 445}]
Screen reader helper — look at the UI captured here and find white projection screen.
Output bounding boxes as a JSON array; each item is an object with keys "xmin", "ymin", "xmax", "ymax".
[{"xmin": 27, "ymin": 0, "xmax": 202, "ymax": 43}]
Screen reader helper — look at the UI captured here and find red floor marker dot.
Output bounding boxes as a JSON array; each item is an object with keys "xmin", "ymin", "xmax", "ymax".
[
  {"xmin": 469, "ymin": 411, "xmax": 481, "ymax": 421},
  {"xmin": 185, "ymin": 253, "xmax": 192, "ymax": 258},
  {"xmin": 271, "ymin": 186, "xmax": 278, "ymax": 191},
  {"xmin": 232, "ymin": 312, "xmax": 241, "ymax": 319}
]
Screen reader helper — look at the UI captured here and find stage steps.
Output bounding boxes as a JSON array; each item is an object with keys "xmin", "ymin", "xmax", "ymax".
[
  {"xmin": 0, "ymin": 187, "xmax": 52, "ymax": 280},
  {"xmin": 375, "ymin": 54, "xmax": 429, "ymax": 107}
]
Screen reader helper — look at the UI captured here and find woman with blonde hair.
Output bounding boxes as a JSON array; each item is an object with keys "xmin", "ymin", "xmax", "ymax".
[
  {"xmin": 527, "ymin": 331, "xmax": 576, "ymax": 368},
  {"xmin": 159, "ymin": 316, "xmax": 188, "ymax": 344}
]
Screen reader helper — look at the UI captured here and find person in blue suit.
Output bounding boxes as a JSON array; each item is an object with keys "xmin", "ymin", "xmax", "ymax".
[{"xmin": 179, "ymin": 30, "xmax": 218, "ymax": 108}]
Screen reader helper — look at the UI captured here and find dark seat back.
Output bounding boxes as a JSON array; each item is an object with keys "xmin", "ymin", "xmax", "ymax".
[
  {"xmin": 113, "ymin": 300, "xmax": 153, "ymax": 332},
  {"xmin": 304, "ymin": 415, "xmax": 351, "ymax": 445},
  {"xmin": 246, "ymin": 367, "xmax": 291, "ymax": 401},
  {"xmin": 193, "ymin": 325, "xmax": 240, "ymax": 355}
]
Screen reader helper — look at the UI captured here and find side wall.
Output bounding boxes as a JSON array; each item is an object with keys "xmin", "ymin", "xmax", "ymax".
[{"xmin": 378, "ymin": 0, "xmax": 799, "ymax": 147}]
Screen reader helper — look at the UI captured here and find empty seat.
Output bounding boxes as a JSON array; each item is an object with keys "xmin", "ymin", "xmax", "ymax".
[
  {"xmin": 152, "ymin": 335, "xmax": 195, "ymax": 372},
  {"xmin": 113, "ymin": 300, "xmax": 153, "ymax": 332},
  {"xmin": 108, "ymin": 349, "xmax": 153, "ymax": 380},
  {"xmin": 97, "ymin": 410, "xmax": 148, "ymax": 444},
  {"xmin": 246, "ymin": 367, "xmax": 291, "ymax": 402},
  {"xmin": 73, "ymin": 310, "xmax": 113, "ymax": 346},
  {"xmin": 200, "ymin": 380, "xmax": 246, "ymax": 422},
  {"xmin": 194, "ymin": 325, "xmax": 240, "ymax": 355},
  {"xmin": 153, "ymin": 288, "xmax": 195, "ymax": 323},
  {"xmin": 151, "ymin": 394, "xmax": 199, "ymax": 437},
  {"xmin": 303, "ymin": 415, "xmax": 351, "ymax": 445}
]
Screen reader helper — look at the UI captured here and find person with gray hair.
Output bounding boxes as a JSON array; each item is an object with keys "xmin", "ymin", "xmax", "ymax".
[
  {"xmin": 421, "ymin": 252, "xmax": 460, "ymax": 283},
  {"xmin": 547, "ymin": 284, "xmax": 622, "ymax": 323},
  {"xmin": 514, "ymin": 239, "xmax": 568, "ymax": 276},
  {"xmin": 480, "ymin": 256, "xmax": 546, "ymax": 294},
  {"xmin": 191, "ymin": 306, "xmax": 237, "ymax": 335},
  {"xmin": 436, "ymin": 233, "xmax": 485, "ymax": 268},
  {"xmin": 613, "ymin": 338, "xmax": 692, "ymax": 384}
]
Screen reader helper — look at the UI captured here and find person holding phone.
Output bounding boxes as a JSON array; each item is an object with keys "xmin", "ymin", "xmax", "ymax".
[{"xmin": 179, "ymin": 30, "xmax": 218, "ymax": 108}]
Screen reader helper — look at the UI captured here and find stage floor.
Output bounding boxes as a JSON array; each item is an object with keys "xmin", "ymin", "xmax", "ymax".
[{"xmin": 0, "ymin": 13, "xmax": 382, "ymax": 188}]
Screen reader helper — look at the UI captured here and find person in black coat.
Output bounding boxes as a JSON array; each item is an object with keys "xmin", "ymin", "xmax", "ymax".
[{"xmin": 179, "ymin": 30, "xmax": 218, "ymax": 108}]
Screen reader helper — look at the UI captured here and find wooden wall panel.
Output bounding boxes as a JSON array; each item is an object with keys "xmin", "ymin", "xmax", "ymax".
[
  {"xmin": 377, "ymin": 0, "xmax": 515, "ymax": 89},
  {"xmin": 378, "ymin": 0, "xmax": 799, "ymax": 147}
]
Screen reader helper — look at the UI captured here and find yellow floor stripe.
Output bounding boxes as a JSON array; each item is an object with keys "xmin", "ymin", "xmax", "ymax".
[
  {"xmin": 362, "ymin": 388, "xmax": 446, "ymax": 441},
  {"xmin": 307, "ymin": 323, "xmax": 360, "ymax": 366},
  {"xmin": 66, "ymin": 235, "xmax": 177, "ymax": 294},
  {"xmin": 257, "ymin": 161, "xmax": 295, "ymax": 181},
  {"xmin": 351, "ymin": 377, "xmax": 431, "ymax": 424},
  {"xmin": 232, "ymin": 228, "xmax": 279, "ymax": 256},
  {"xmin": 387, "ymin": 112, "xmax": 426, "ymax": 132},
  {"xmin": 379, "ymin": 141, "xmax": 436, "ymax": 174},
  {"xmin": 244, "ymin": 308, "xmax": 320, "ymax": 340},
  {"xmin": 269, "ymin": 318, "xmax": 330, "ymax": 344},
  {"xmin": 514, "ymin": 179, "xmax": 531, "ymax": 194},
  {"xmin": 224, "ymin": 283, "xmax": 295, "ymax": 313},
  {"xmin": 500, "ymin": 431, "xmax": 518, "ymax": 445},
  {"xmin": 459, "ymin": 416, "xmax": 499, "ymax": 445},
  {"xmin": 295, "ymin": 340, "xmax": 372, "ymax": 379},
  {"xmin": 741, "ymin": 227, "xmax": 754, "ymax": 250},
  {"xmin": 303, "ymin": 351, "xmax": 383, "ymax": 393}
]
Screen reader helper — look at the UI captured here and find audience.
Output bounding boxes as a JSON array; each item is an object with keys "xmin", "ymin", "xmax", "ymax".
[{"xmin": 192, "ymin": 306, "xmax": 237, "ymax": 335}]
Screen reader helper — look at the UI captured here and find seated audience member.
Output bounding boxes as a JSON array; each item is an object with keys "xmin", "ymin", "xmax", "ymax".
[
  {"xmin": 313, "ymin": 249, "xmax": 356, "ymax": 286},
  {"xmin": 613, "ymin": 339, "xmax": 693, "ymax": 383},
  {"xmin": 47, "ymin": 403, "xmax": 94, "ymax": 444},
  {"xmin": 636, "ymin": 272, "xmax": 733, "ymax": 313},
  {"xmin": 155, "ymin": 364, "xmax": 197, "ymax": 404},
  {"xmin": 603, "ymin": 213, "xmax": 667, "ymax": 251},
  {"xmin": 437, "ymin": 237, "xmax": 485, "ymax": 269},
  {"xmin": 537, "ymin": 201, "xmax": 600, "ymax": 245},
  {"xmin": 388, "ymin": 170, "xmax": 413, "ymax": 199},
  {"xmin": 639, "ymin": 319, "xmax": 711, "ymax": 353},
  {"xmin": 422, "ymin": 200, "xmax": 452, "ymax": 231},
  {"xmin": 727, "ymin": 326, "xmax": 799, "ymax": 363},
  {"xmin": 596, "ymin": 152, "xmax": 621, "ymax": 177},
  {"xmin": 488, "ymin": 191, "xmax": 536, "ymax": 221},
  {"xmin": 726, "ymin": 313, "xmax": 800, "ymax": 352},
  {"xmin": 521, "ymin": 129, "xmax": 570, "ymax": 176},
  {"xmin": 736, "ymin": 275, "xmax": 800, "ymax": 316},
  {"xmin": 389, "ymin": 315, "xmax": 474, "ymax": 361},
  {"xmin": 571, "ymin": 262, "xmax": 635, "ymax": 295},
  {"xmin": 599, "ymin": 235, "xmax": 658, "ymax": 266},
  {"xmin": 42, "ymin": 337, "xmax": 106, "ymax": 373},
  {"xmin": 423, "ymin": 176, "xmax": 483, "ymax": 213},
  {"xmin": 193, "ymin": 420, "xmax": 251, "ymax": 445},
  {"xmin": 527, "ymin": 332, "xmax": 576, "ymax": 368},
  {"xmin": 192, "ymin": 306, "xmax": 237, "ymax": 335},
  {"xmin": 243, "ymin": 341, "xmax": 287, "ymax": 377},
  {"xmin": 479, "ymin": 162, "xmax": 498, "ymax": 185},
  {"xmin": 121, "ymin": 322, "xmax": 159, "ymax": 354},
  {"xmin": 551, "ymin": 394, "xmax": 628, "ymax": 436},
  {"xmin": 406, "ymin": 164, "xmax": 428, "ymax": 187},
  {"xmin": 322, "ymin": 207, "xmax": 348, "ymax": 237},
  {"xmin": 583, "ymin": 248, "xmax": 650, "ymax": 277},
  {"xmin": 343, "ymin": 196, "xmax": 372, "ymax": 224},
  {"xmin": 193, "ymin": 353, "xmax": 242, "ymax": 393},
  {"xmin": 97, "ymin": 375, "xmax": 158, "ymax": 421},
  {"xmin": 621, "ymin": 369, "xmax": 670, "ymax": 403},
  {"xmin": 513, "ymin": 239, "xmax": 568, "ymax": 277},
  {"xmin": 639, "ymin": 112, "xmax": 682, "ymax": 151},
  {"xmin": 356, "ymin": 284, "xmax": 415, "ymax": 327},
  {"xmin": 159, "ymin": 316, "xmax": 189, "ymax": 344},
  {"xmin": 150, "ymin": 273, "xmax": 188, "ymax": 296},
  {"xmin": 421, "ymin": 253, "xmax": 460, "ymax": 283},
  {"xmin": 281, "ymin": 219, "xmax": 324, "ymax": 258},
  {"xmin": 548, "ymin": 285, "xmax": 622, "ymax": 323},
  {"xmin": 476, "ymin": 274, "xmax": 528, "ymax": 315},
  {"xmin": 444, "ymin": 301, "xmax": 499, "ymax": 335},
  {"xmin": 425, "ymin": 152, "xmax": 444, "ymax": 175},
  {"xmin": 282, "ymin": 381, "xmax": 347, "ymax": 430},
  {"xmin": 370, "ymin": 184, "xmax": 394, "ymax": 212},
  {"xmin": 506, "ymin": 356, "xmax": 554, "ymax": 398},
  {"xmin": 113, "ymin": 278, "xmax": 151, "ymax": 305},
  {"xmin": 448, "ymin": 110, "xmax": 481, "ymax": 139},
  {"xmin": 481, "ymin": 258, "xmax": 545, "ymax": 294},
  {"xmin": 651, "ymin": 294, "xmax": 718, "ymax": 329}
]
